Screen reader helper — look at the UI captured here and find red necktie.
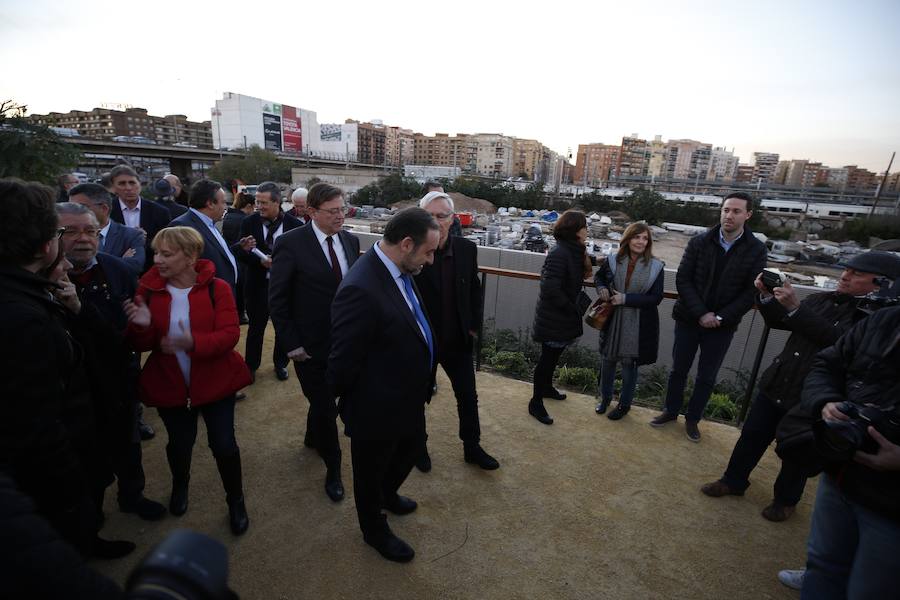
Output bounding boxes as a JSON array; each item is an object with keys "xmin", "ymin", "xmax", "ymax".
[{"xmin": 326, "ymin": 236, "xmax": 342, "ymax": 284}]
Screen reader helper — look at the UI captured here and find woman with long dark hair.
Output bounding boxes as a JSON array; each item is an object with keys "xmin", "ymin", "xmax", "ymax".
[
  {"xmin": 594, "ymin": 222, "xmax": 664, "ymax": 419},
  {"xmin": 529, "ymin": 210, "xmax": 593, "ymax": 425}
]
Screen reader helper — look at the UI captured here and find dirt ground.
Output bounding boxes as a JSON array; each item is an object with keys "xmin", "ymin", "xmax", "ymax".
[{"xmin": 93, "ymin": 326, "xmax": 812, "ymax": 600}]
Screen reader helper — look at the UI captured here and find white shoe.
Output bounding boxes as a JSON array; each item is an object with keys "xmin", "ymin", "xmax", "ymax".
[{"xmin": 778, "ymin": 569, "xmax": 805, "ymax": 590}]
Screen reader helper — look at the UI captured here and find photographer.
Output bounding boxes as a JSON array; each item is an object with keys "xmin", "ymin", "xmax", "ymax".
[
  {"xmin": 798, "ymin": 304, "xmax": 900, "ymax": 599},
  {"xmin": 700, "ymin": 254, "xmax": 893, "ymax": 521}
]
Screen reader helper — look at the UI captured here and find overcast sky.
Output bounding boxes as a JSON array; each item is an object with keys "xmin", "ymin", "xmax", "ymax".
[{"xmin": 2, "ymin": 0, "xmax": 898, "ymax": 171}]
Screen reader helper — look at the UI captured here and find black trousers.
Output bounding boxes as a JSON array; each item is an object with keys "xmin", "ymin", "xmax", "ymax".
[
  {"xmin": 244, "ymin": 280, "xmax": 287, "ymax": 372},
  {"xmin": 350, "ymin": 432, "xmax": 423, "ymax": 535},
  {"xmin": 113, "ymin": 400, "xmax": 146, "ymax": 505},
  {"xmin": 426, "ymin": 349, "xmax": 481, "ymax": 444},
  {"xmin": 294, "ymin": 358, "xmax": 341, "ymax": 469},
  {"xmin": 532, "ymin": 343, "xmax": 566, "ymax": 401},
  {"xmin": 721, "ymin": 392, "xmax": 808, "ymax": 506},
  {"xmin": 157, "ymin": 395, "xmax": 239, "ymax": 463}
]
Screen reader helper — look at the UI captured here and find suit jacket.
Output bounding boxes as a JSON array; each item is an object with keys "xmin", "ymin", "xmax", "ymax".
[
  {"xmin": 156, "ymin": 198, "xmax": 189, "ymax": 219},
  {"xmin": 327, "ymin": 247, "xmax": 432, "ymax": 440},
  {"xmin": 235, "ymin": 212, "xmax": 302, "ymax": 291},
  {"xmin": 269, "ymin": 224, "xmax": 359, "ymax": 360},
  {"xmin": 168, "ymin": 210, "xmax": 237, "ymax": 291},
  {"xmin": 101, "ymin": 221, "xmax": 146, "ymax": 277},
  {"xmin": 109, "ymin": 197, "xmax": 172, "ymax": 272},
  {"xmin": 415, "ymin": 236, "xmax": 482, "ymax": 353}
]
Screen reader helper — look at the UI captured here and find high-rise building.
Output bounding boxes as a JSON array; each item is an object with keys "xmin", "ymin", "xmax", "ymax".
[
  {"xmin": 735, "ymin": 164, "xmax": 755, "ymax": 183},
  {"xmin": 412, "ymin": 133, "xmax": 475, "ymax": 172},
  {"xmin": 707, "ymin": 147, "xmax": 739, "ymax": 181},
  {"xmin": 353, "ymin": 120, "xmax": 387, "ymax": 165},
  {"xmin": 29, "ymin": 106, "xmax": 213, "ymax": 148},
  {"xmin": 647, "ymin": 135, "xmax": 668, "ymax": 180},
  {"xmin": 773, "ymin": 160, "xmax": 791, "ymax": 185},
  {"xmin": 665, "ymin": 139, "xmax": 711, "ymax": 180},
  {"xmin": 574, "ymin": 143, "xmax": 620, "ymax": 186},
  {"xmin": 473, "ymin": 134, "xmax": 513, "ymax": 178},
  {"xmin": 617, "ymin": 135, "xmax": 650, "ymax": 178},
  {"xmin": 783, "ymin": 159, "xmax": 823, "ymax": 188},
  {"xmin": 512, "ymin": 138, "xmax": 544, "ymax": 180},
  {"xmin": 751, "ymin": 152, "xmax": 780, "ymax": 185},
  {"xmin": 845, "ymin": 165, "xmax": 878, "ymax": 190},
  {"xmin": 384, "ymin": 126, "xmax": 415, "ymax": 167}
]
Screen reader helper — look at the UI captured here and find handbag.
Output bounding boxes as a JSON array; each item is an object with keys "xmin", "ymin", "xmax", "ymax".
[{"xmin": 584, "ymin": 296, "xmax": 615, "ymax": 330}]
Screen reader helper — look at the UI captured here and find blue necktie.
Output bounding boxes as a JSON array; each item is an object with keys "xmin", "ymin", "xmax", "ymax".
[{"xmin": 401, "ymin": 274, "xmax": 433, "ymax": 367}]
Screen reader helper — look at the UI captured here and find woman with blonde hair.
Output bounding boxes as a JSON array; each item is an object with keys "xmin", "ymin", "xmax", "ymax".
[
  {"xmin": 124, "ymin": 226, "xmax": 252, "ymax": 534},
  {"xmin": 593, "ymin": 222, "xmax": 665, "ymax": 419}
]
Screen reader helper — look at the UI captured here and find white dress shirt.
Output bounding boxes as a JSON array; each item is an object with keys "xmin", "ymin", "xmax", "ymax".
[
  {"xmin": 119, "ymin": 197, "xmax": 141, "ymax": 229},
  {"xmin": 311, "ymin": 221, "xmax": 349, "ymax": 277},
  {"xmin": 189, "ymin": 208, "xmax": 237, "ymax": 276},
  {"xmin": 373, "ymin": 241, "xmax": 426, "ymax": 339}
]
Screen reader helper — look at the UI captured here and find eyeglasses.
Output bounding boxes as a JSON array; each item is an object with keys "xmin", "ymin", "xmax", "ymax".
[
  {"xmin": 55, "ymin": 227, "xmax": 66, "ymax": 239},
  {"xmin": 429, "ymin": 211, "xmax": 454, "ymax": 221},
  {"xmin": 316, "ymin": 206, "xmax": 349, "ymax": 216},
  {"xmin": 62, "ymin": 227, "xmax": 100, "ymax": 238}
]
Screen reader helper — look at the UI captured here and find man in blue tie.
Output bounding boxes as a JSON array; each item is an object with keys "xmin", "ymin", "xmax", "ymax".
[{"xmin": 328, "ymin": 208, "xmax": 440, "ymax": 563}]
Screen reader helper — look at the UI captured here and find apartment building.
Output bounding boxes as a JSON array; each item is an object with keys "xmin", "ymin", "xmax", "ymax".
[
  {"xmin": 512, "ymin": 138, "xmax": 544, "ymax": 180},
  {"xmin": 574, "ymin": 143, "xmax": 620, "ymax": 185},
  {"xmin": 751, "ymin": 152, "xmax": 780, "ymax": 184},
  {"xmin": 617, "ymin": 135, "xmax": 650, "ymax": 178}
]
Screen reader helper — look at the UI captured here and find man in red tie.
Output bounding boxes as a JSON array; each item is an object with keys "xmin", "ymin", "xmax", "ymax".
[{"xmin": 269, "ymin": 183, "xmax": 360, "ymax": 503}]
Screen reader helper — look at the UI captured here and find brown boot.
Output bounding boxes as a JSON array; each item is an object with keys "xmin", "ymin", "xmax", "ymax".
[
  {"xmin": 761, "ymin": 502, "xmax": 795, "ymax": 522},
  {"xmin": 700, "ymin": 480, "xmax": 745, "ymax": 498}
]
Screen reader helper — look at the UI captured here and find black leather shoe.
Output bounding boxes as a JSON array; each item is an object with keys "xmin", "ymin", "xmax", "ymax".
[
  {"xmin": 544, "ymin": 388, "xmax": 567, "ymax": 401},
  {"xmin": 169, "ymin": 482, "xmax": 189, "ymax": 516},
  {"xmin": 364, "ymin": 531, "xmax": 415, "ymax": 563},
  {"xmin": 239, "ymin": 314, "xmax": 249, "ymax": 325},
  {"xmin": 464, "ymin": 444, "xmax": 500, "ymax": 470},
  {"xmin": 119, "ymin": 496, "xmax": 167, "ymax": 521},
  {"xmin": 138, "ymin": 420, "xmax": 155, "ymax": 441},
  {"xmin": 595, "ymin": 399, "xmax": 611, "ymax": 415},
  {"xmin": 227, "ymin": 496, "xmax": 250, "ymax": 535},
  {"xmin": 92, "ymin": 536, "xmax": 136, "ymax": 559},
  {"xmin": 383, "ymin": 494, "xmax": 417, "ymax": 515},
  {"xmin": 607, "ymin": 403, "xmax": 630, "ymax": 420},
  {"xmin": 528, "ymin": 400, "xmax": 553, "ymax": 425},
  {"xmin": 415, "ymin": 447, "xmax": 431, "ymax": 473},
  {"xmin": 325, "ymin": 469, "xmax": 344, "ymax": 502},
  {"xmin": 275, "ymin": 366, "xmax": 289, "ymax": 381},
  {"xmin": 235, "ymin": 391, "xmax": 247, "ymax": 401}
]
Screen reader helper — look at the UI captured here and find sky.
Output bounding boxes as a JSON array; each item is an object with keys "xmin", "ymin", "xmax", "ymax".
[{"xmin": 2, "ymin": 0, "xmax": 898, "ymax": 172}]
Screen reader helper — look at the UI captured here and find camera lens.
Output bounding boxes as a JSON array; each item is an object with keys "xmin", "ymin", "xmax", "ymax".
[{"xmin": 816, "ymin": 420, "xmax": 866, "ymax": 461}]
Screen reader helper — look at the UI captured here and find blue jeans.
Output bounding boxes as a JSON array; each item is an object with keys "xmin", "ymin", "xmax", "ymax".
[
  {"xmin": 802, "ymin": 473, "xmax": 900, "ymax": 599},
  {"xmin": 600, "ymin": 358, "xmax": 638, "ymax": 408},
  {"xmin": 663, "ymin": 321, "xmax": 735, "ymax": 422}
]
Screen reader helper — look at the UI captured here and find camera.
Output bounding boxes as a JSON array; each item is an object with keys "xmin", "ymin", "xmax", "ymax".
[
  {"xmin": 760, "ymin": 268, "xmax": 783, "ymax": 292},
  {"xmin": 126, "ymin": 530, "xmax": 237, "ymax": 600},
  {"xmin": 855, "ymin": 276, "xmax": 900, "ymax": 314},
  {"xmin": 813, "ymin": 401, "xmax": 900, "ymax": 462}
]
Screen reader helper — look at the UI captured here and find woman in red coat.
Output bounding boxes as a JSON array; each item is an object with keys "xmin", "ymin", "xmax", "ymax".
[{"xmin": 124, "ymin": 226, "xmax": 252, "ymax": 535}]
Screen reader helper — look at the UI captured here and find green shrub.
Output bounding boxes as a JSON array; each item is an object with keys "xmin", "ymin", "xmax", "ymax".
[
  {"xmin": 705, "ymin": 392, "xmax": 738, "ymax": 422},
  {"xmin": 491, "ymin": 351, "xmax": 530, "ymax": 378},
  {"xmin": 555, "ymin": 366, "xmax": 598, "ymax": 393}
]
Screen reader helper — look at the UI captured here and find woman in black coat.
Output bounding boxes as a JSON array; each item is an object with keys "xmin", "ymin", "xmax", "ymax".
[{"xmin": 529, "ymin": 210, "xmax": 592, "ymax": 425}]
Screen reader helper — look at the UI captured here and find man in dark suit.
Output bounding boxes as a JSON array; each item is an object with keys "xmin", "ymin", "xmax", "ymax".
[
  {"xmin": 69, "ymin": 183, "xmax": 145, "ymax": 277},
  {"xmin": 56, "ymin": 202, "xmax": 166, "ymax": 522},
  {"xmin": 328, "ymin": 207, "xmax": 440, "ymax": 563},
  {"xmin": 415, "ymin": 192, "xmax": 499, "ymax": 471},
  {"xmin": 107, "ymin": 165, "xmax": 171, "ymax": 272},
  {"xmin": 288, "ymin": 187, "xmax": 312, "ymax": 225},
  {"xmin": 269, "ymin": 183, "xmax": 360, "ymax": 503},
  {"xmin": 234, "ymin": 182, "xmax": 301, "ymax": 382},
  {"xmin": 169, "ymin": 179, "xmax": 255, "ymax": 296}
]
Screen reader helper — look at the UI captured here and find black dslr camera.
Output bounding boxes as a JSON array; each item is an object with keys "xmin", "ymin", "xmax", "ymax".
[
  {"xmin": 813, "ymin": 401, "xmax": 900, "ymax": 462},
  {"xmin": 760, "ymin": 268, "xmax": 783, "ymax": 292},
  {"xmin": 126, "ymin": 530, "xmax": 237, "ymax": 600}
]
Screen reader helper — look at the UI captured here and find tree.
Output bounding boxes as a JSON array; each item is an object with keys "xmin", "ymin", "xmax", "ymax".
[
  {"xmin": 207, "ymin": 146, "xmax": 292, "ymax": 184},
  {"xmin": 352, "ymin": 173, "xmax": 423, "ymax": 207},
  {"xmin": 0, "ymin": 100, "xmax": 82, "ymax": 184}
]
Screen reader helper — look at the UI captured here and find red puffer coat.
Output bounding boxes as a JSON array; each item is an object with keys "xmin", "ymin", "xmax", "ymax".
[{"xmin": 128, "ymin": 259, "xmax": 251, "ymax": 408}]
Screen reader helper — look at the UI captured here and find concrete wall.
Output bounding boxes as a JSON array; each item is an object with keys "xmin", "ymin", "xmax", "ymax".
[
  {"xmin": 291, "ymin": 167, "xmax": 385, "ymax": 195},
  {"xmin": 352, "ymin": 231, "xmax": 802, "ymax": 385}
]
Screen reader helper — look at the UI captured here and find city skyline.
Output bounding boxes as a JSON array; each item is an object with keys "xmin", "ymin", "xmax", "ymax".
[{"xmin": 3, "ymin": 0, "xmax": 898, "ymax": 172}]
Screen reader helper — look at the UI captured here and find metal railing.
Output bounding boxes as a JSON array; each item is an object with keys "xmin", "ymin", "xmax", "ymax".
[{"xmin": 473, "ymin": 265, "xmax": 769, "ymax": 426}]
